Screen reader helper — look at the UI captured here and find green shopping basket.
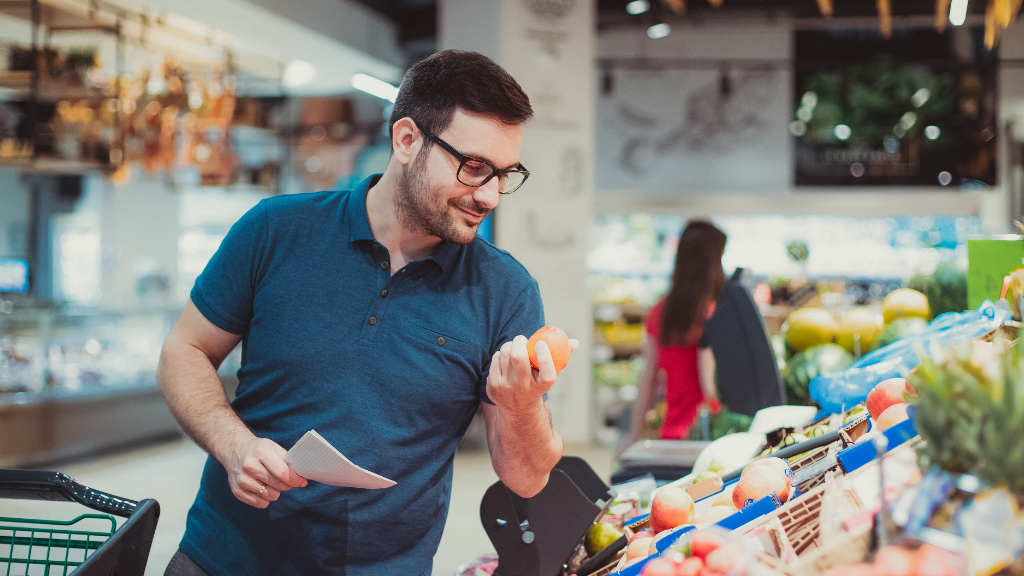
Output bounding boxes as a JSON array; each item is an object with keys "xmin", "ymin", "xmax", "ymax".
[{"xmin": 0, "ymin": 470, "xmax": 160, "ymax": 576}]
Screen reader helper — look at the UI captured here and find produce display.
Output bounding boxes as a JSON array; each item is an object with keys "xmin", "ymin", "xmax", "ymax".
[
  {"xmin": 913, "ymin": 337, "xmax": 1024, "ymax": 493},
  {"xmin": 783, "ymin": 307, "xmax": 840, "ymax": 353},
  {"xmin": 875, "ymin": 317, "xmax": 929, "ymax": 349},
  {"xmin": 776, "ymin": 288, "xmax": 932, "ymax": 407},
  {"xmin": 569, "ymin": 249, "xmax": 1019, "ymax": 576},
  {"xmin": 837, "ymin": 307, "xmax": 884, "ymax": 354},
  {"xmin": 554, "ymin": 311, "xmax": 1022, "ymax": 576},
  {"xmin": 784, "ymin": 343, "xmax": 854, "ymax": 405},
  {"xmin": 881, "ymin": 288, "xmax": 931, "ymax": 324}
]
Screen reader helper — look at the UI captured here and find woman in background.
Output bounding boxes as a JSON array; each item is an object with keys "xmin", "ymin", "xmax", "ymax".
[{"xmin": 624, "ymin": 221, "xmax": 727, "ymax": 447}]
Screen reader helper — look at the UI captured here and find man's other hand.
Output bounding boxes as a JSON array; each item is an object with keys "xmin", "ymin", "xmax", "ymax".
[
  {"xmin": 486, "ymin": 335, "xmax": 580, "ymax": 414},
  {"xmin": 225, "ymin": 437, "xmax": 308, "ymax": 508}
]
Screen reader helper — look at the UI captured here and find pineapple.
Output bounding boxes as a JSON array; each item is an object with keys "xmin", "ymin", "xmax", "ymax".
[{"xmin": 911, "ymin": 335, "xmax": 1024, "ymax": 495}]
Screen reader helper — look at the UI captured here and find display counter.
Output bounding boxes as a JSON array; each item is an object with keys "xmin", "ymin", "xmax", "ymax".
[
  {"xmin": 0, "ymin": 305, "xmax": 235, "ymax": 467},
  {"xmin": 0, "ymin": 382, "xmax": 180, "ymax": 467}
]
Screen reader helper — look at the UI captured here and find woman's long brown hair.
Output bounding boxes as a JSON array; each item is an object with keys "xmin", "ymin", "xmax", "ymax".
[{"xmin": 659, "ymin": 221, "xmax": 728, "ymax": 347}]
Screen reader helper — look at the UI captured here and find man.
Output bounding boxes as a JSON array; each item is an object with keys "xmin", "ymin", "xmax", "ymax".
[{"xmin": 157, "ymin": 50, "xmax": 576, "ymax": 576}]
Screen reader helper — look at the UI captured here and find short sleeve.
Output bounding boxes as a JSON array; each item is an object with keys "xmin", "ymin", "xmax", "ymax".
[
  {"xmin": 479, "ymin": 279, "xmax": 545, "ymax": 404},
  {"xmin": 190, "ymin": 201, "xmax": 268, "ymax": 335}
]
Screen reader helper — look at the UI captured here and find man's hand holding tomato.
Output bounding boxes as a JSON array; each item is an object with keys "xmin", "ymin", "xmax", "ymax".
[{"xmin": 486, "ymin": 326, "xmax": 578, "ymax": 414}]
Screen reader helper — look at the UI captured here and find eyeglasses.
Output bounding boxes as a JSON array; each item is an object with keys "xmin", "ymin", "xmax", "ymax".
[{"xmin": 419, "ymin": 126, "xmax": 530, "ymax": 195}]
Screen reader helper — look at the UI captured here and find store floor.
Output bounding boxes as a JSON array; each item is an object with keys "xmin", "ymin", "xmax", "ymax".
[{"xmin": 3, "ymin": 437, "xmax": 614, "ymax": 576}]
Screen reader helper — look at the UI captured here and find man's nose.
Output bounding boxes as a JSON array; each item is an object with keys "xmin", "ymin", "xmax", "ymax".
[{"xmin": 472, "ymin": 177, "xmax": 502, "ymax": 211}]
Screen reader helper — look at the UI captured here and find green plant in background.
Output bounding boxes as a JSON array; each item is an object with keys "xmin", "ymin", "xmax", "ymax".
[
  {"xmin": 686, "ymin": 407, "xmax": 753, "ymax": 441},
  {"xmin": 800, "ymin": 55, "xmax": 958, "ymax": 150},
  {"xmin": 785, "ymin": 241, "xmax": 809, "ymax": 264},
  {"xmin": 912, "ymin": 337, "xmax": 1024, "ymax": 494},
  {"xmin": 908, "ymin": 261, "xmax": 969, "ymax": 317}
]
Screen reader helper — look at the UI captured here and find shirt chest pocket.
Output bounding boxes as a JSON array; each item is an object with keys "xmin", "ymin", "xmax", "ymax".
[
  {"xmin": 399, "ymin": 323, "xmax": 484, "ymax": 405},
  {"xmin": 408, "ymin": 323, "xmax": 475, "ymax": 358}
]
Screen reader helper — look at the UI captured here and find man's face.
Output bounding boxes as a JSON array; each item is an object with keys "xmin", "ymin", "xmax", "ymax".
[{"xmin": 395, "ymin": 109, "xmax": 524, "ymax": 245}]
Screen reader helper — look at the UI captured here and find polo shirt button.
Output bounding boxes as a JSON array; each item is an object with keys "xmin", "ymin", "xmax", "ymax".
[
  {"xmin": 381, "ymin": 262, "xmax": 389, "ymax": 270},
  {"xmin": 369, "ymin": 317, "xmax": 377, "ymax": 326},
  {"xmin": 436, "ymin": 337, "xmax": 445, "ymax": 346},
  {"xmin": 381, "ymin": 289, "xmax": 388, "ymax": 298}
]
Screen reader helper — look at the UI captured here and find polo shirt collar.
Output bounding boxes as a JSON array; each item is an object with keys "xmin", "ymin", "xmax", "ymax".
[
  {"xmin": 348, "ymin": 174, "xmax": 379, "ymax": 245},
  {"xmin": 349, "ymin": 173, "xmax": 462, "ymax": 274}
]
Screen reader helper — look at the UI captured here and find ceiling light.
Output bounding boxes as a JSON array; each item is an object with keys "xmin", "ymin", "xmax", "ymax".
[
  {"xmin": 899, "ymin": 111, "xmax": 918, "ymax": 130},
  {"xmin": 283, "ymin": 59, "xmax": 317, "ymax": 88},
  {"xmin": 911, "ymin": 88, "xmax": 931, "ymax": 108},
  {"xmin": 925, "ymin": 125, "xmax": 941, "ymax": 140},
  {"xmin": 352, "ymin": 73, "xmax": 399, "ymax": 102},
  {"xmin": 834, "ymin": 124, "xmax": 851, "ymax": 140},
  {"xmin": 949, "ymin": 0, "xmax": 968, "ymax": 26},
  {"xmin": 626, "ymin": 0, "xmax": 650, "ymax": 14},
  {"xmin": 647, "ymin": 22, "xmax": 671, "ymax": 39}
]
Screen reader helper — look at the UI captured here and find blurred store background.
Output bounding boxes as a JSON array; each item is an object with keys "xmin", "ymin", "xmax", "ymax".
[{"xmin": 1, "ymin": 0, "xmax": 1024, "ymax": 573}]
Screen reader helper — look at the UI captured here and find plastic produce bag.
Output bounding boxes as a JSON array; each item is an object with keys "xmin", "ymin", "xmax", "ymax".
[{"xmin": 809, "ymin": 300, "xmax": 1011, "ymax": 414}]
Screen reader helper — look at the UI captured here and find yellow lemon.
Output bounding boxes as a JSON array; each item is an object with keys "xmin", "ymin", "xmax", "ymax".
[{"xmin": 882, "ymin": 289, "xmax": 930, "ymax": 324}]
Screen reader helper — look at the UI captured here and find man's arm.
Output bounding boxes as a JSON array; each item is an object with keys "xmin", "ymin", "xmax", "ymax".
[
  {"xmin": 157, "ymin": 300, "xmax": 306, "ymax": 509},
  {"xmin": 482, "ymin": 336, "xmax": 577, "ymax": 498}
]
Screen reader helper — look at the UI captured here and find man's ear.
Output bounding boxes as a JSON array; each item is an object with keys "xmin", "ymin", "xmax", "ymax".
[{"xmin": 391, "ymin": 117, "xmax": 421, "ymax": 166}]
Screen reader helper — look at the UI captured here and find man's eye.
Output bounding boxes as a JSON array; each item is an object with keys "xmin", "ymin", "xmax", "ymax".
[{"xmin": 461, "ymin": 161, "xmax": 492, "ymax": 179}]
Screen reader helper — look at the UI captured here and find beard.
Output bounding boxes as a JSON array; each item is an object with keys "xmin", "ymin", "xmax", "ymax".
[{"xmin": 395, "ymin": 148, "xmax": 491, "ymax": 245}]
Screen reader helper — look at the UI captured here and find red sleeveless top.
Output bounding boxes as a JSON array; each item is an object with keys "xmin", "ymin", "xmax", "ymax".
[{"xmin": 645, "ymin": 300, "xmax": 714, "ymax": 439}]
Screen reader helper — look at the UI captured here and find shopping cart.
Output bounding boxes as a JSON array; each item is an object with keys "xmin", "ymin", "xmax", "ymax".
[{"xmin": 0, "ymin": 469, "xmax": 160, "ymax": 576}]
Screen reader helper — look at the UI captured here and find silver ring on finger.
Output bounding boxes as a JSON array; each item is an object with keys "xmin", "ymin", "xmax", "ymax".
[{"xmin": 258, "ymin": 484, "xmax": 266, "ymax": 496}]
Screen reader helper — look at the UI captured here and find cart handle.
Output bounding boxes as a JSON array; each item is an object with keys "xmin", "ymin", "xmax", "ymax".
[{"xmin": 0, "ymin": 469, "xmax": 138, "ymax": 517}]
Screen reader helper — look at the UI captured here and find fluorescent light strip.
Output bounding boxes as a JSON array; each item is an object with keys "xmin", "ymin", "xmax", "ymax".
[
  {"xmin": 647, "ymin": 23, "xmax": 671, "ymax": 39},
  {"xmin": 949, "ymin": 0, "xmax": 968, "ymax": 26},
  {"xmin": 352, "ymin": 73, "xmax": 399, "ymax": 102},
  {"xmin": 626, "ymin": 0, "xmax": 650, "ymax": 14}
]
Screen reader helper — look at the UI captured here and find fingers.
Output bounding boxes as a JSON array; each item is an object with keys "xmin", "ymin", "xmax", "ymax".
[
  {"xmin": 260, "ymin": 444, "xmax": 308, "ymax": 489},
  {"xmin": 498, "ymin": 340, "xmax": 513, "ymax": 374},
  {"xmin": 509, "ymin": 335, "xmax": 530, "ymax": 377},
  {"xmin": 568, "ymin": 338, "xmax": 580, "ymax": 353},
  {"xmin": 230, "ymin": 437, "xmax": 307, "ymax": 508},
  {"xmin": 533, "ymin": 341, "xmax": 557, "ymax": 385},
  {"xmin": 487, "ymin": 348, "xmax": 503, "ymax": 386},
  {"xmin": 232, "ymin": 477, "xmax": 280, "ymax": 509}
]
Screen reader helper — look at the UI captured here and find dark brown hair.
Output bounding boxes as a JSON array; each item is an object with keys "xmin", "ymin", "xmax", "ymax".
[
  {"xmin": 659, "ymin": 221, "xmax": 728, "ymax": 347},
  {"xmin": 388, "ymin": 50, "xmax": 533, "ymax": 143}
]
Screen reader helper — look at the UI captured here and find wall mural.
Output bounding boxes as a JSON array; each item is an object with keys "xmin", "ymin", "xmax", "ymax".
[{"xmin": 595, "ymin": 66, "xmax": 791, "ymax": 194}]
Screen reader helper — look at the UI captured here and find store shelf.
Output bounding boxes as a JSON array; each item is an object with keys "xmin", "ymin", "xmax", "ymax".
[
  {"xmin": 0, "ymin": 71, "xmax": 109, "ymax": 103},
  {"xmin": 611, "ymin": 343, "xmax": 643, "ymax": 360},
  {"xmin": 0, "ymin": 0, "xmax": 117, "ymax": 33}
]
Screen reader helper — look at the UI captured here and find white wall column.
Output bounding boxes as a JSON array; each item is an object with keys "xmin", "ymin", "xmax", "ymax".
[{"xmin": 440, "ymin": 0, "xmax": 596, "ymax": 444}]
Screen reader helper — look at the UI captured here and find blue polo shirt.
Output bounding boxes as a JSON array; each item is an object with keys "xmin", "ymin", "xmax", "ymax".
[{"xmin": 179, "ymin": 175, "xmax": 544, "ymax": 576}]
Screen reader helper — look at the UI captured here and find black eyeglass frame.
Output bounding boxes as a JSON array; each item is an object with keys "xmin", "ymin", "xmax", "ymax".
[{"xmin": 419, "ymin": 126, "xmax": 530, "ymax": 195}]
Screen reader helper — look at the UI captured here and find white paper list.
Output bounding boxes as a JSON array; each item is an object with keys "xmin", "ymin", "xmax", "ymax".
[{"xmin": 284, "ymin": 430, "xmax": 396, "ymax": 489}]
